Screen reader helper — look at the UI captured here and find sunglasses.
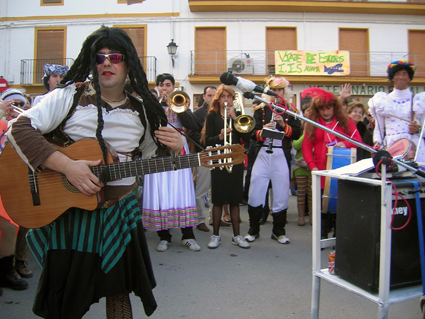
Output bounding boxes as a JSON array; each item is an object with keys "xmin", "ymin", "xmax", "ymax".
[
  {"xmin": 12, "ymin": 102, "xmax": 25, "ymax": 107},
  {"xmin": 95, "ymin": 53, "xmax": 125, "ymax": 65}
]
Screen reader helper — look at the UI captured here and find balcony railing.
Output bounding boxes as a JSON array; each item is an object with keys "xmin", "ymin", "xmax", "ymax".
[
  {"xmin": 20, "ymin": 56, "xmax": 157, "ymax": 85},
  {"xmin": 190, "ymin": 50, "xmax": 425, "ymax": 77},
  {"xmin": 20, "ymin": 58, "xmax": 74, "ymax": 85},
  {"xmin": 140, "ymin": 56, "xmax": 157, "ymax": 83}
]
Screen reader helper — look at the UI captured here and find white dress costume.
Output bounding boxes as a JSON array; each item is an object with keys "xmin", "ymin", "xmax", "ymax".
[
  {"xmin": 142, "ymin": 107, "xmax": 197, "ymax": 230},
  {"xmin": 368, "ymin": 89, "xmax": 425, "ymax": 164}
]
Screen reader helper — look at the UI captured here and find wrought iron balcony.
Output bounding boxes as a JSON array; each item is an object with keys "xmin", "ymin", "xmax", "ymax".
[
  {"xmin": 20, "ymin": 56, "xmax": 157, "ymax": 85},
  {"xmin": 20, "ymin": 58, "xmax": 74, "ymax": 85},
  {"xmin": 190, "ymin": 50, "xmax": 425, "ymax": 78}
]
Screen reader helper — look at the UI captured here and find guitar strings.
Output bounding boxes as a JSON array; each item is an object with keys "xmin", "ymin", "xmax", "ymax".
[{"xmin": 25, "ymin": 148, "xmax": 242, "ymax": 191}]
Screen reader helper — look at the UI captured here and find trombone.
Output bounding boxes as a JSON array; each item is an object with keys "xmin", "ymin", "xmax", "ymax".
[
  {"xmin": 166, "ymin": 90, "xmax": 190, "ymax": 113},
  {"xmin": 223, "ymin": 102, "xmax": 233, "ymax": 173},
  {"xmin": 232, "ymin": 92, "xmax": 255, "ymax": 133}
]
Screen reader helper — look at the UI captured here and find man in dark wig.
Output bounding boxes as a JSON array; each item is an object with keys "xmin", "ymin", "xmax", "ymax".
[
  {"xmin": 369, "ymin": 60, "xmax": 425, "ymax": 164},
  {"xmin": 7, "ymin": 26, "xmax": 184, "ymax": 319}
]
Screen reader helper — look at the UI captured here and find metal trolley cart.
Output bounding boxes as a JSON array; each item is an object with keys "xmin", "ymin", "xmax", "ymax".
[{"xmin": 311, "ymin": 168, "xmax": 423, "ymax": 319}]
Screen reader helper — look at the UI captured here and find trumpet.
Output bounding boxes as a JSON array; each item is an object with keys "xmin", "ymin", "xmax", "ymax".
[
  {"xmin": 232, "ymin": 92, "xmax": 255, "ymax": 133},
  {"xmin": 167, "ymin": 90, "xmax": 190, "ymax": 113},
  {"xmin": 223, "ymin": 102, "xmax": 233, "ymax": 173}
]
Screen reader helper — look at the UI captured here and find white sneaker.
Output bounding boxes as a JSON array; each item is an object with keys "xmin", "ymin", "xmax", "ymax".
[
  {"xmin": 244, "ymin": 233, "xmax": 259, "ymax": 242},
  {"xmin": 271, "ymin": 234, "xmax": 290, "ymax": 244},
  {"xmin": 232, "ymin": 235, "xmax": 250, "ymax": 249},
  {"xmin": 156, "ymin": 240, "xmax": 170, "ymax": 252},
  {"xmin": 181, "ymin": 239, "xmax": 201, "ymax": 252},
  {"xmin": 207, "ymin": 235, "xmax": 221, "ymax": 249}
]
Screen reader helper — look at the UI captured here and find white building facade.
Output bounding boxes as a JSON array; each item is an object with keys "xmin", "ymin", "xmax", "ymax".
[{"xmin": 0, "ymin": 0, "xmax": 424, "ymax": 108}]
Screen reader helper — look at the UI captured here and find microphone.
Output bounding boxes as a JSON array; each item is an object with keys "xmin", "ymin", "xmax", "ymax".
[{"xmin": 220, "ymin": 72, "xmax": 278, "ymax": 97}]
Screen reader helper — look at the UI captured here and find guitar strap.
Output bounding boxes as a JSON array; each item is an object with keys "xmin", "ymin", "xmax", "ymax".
[
  {"xmin": 127, "ymin": 94, "xmax": 147, "ymax": 160},
  {"xmin": 43, "ymin": 82, "xmax": 87, "ymax": 147}
]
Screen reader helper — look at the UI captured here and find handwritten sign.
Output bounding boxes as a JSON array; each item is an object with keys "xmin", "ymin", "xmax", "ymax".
[{"xmin": 275, "ymin": 50, "xmax": 350, "ymax": 76}]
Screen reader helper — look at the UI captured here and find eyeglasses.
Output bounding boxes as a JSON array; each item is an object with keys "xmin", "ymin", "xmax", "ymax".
[
  {"xmin": 95, "ymin": 53, "xmax": 125, "ymax": 65},
  {"xmin": 12, "ymin": 102, "xmax": 25, "ymax": 107},
  {"xmin": 366, "ymin": 113, "xmax": 373, "ymax": 117}
]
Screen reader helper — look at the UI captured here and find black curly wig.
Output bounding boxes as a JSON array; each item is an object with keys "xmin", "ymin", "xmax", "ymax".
[
  {"xmin": 387, "ymin": 60, "xmax": 415, "ymax": 81},
  {"xmin": 58, "ymin": 26, "xmax": 168, "ymax": 163}
]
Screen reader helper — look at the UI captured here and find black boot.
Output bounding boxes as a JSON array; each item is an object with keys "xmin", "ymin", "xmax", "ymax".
[
  {"xmin": 246, "ymin": 205, "xmax": 263, "ymax": 242},
  {"xmin": 0, "ymin": 255, "xmax": 28, "ymax": 291},
  {"xmin": 271, "ymin": 210, "xmax": 290, "ymax": 244}
]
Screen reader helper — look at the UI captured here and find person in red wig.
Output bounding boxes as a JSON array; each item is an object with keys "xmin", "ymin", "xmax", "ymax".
[{"xmin": 302, "ymin": 88, "xmax": 361, "ymax": 238}]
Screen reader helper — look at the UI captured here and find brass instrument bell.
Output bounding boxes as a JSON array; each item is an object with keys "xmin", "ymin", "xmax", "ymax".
[
  {"xmin": 232, "ymin": 92, "xmax": 255, "ymax": 133},
  {"xmin": 167, "ymin": 90, "xmax": 190, "ymax": 113}
]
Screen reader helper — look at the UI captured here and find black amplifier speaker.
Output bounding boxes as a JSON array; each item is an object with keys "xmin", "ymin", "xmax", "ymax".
[{"xmin": 335, "ymin": 178, "xmax": 425, "ymax": 294}]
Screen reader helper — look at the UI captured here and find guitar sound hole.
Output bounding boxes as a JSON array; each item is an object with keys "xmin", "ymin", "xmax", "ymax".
[{"xmin": 61, "ymin": 175, "xmax": 81, "ymax": 194}]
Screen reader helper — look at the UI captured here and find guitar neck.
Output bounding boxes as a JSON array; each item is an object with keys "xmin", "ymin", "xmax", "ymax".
[{"xmin": 91, "ymin": 153, "xmax": 201, "ymax": 181}]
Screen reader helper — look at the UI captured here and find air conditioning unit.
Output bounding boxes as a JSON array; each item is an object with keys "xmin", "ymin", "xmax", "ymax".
[{"xmin": 229, "ymin": 58, "xmax": 254, "ymax": 75}]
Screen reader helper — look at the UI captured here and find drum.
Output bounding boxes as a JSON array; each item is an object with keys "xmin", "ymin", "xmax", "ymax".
[
  {"xmin": 386, "ymin": 138, "xmax": 416, "ymax": 160},
  {"xmin": 322, "ymin": 147, "xmax": 357, "ymax": 214}
]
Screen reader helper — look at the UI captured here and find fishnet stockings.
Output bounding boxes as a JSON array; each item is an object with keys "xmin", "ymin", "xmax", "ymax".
[{"xmin": 106, "ymin": 293, "xmax": 133, "ymax": 319}]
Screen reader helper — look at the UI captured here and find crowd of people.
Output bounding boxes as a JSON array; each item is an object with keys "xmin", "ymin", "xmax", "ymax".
[{"xmin": 0, "ymin": 24, "xmax": 424, "ymax": 319}]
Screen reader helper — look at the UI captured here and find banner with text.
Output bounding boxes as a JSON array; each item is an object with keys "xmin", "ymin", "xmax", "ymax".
[{"xmin": 275, "ymin": 50, "xmax": 350, "ymax": 76}]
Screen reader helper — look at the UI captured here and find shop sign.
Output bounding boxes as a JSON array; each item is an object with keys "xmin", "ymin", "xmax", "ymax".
[
  {"xmin": 275, "ymin": 50, "xmax": 350, "ymax": 76},
  {"xmin": 307, "ymin": 85, "xmax": 425, "ymax": 95}
]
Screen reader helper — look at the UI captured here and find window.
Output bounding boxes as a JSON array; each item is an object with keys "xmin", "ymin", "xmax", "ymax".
[
  {"xmin": 34, "ymin": 28, "xmax": 66, "ymax": 84},
  {"xmin": 119, "ymin": 26, "xmax": 146, "ymax": 57},
  {"xmin": 41, "ymin": 0, "xmax": 63, "ymax": 5},
  {"xmin": 339, "ymin": 28, "xmax": 369, "ymax": 76},
  {"xmin": 195, "ymin": 27, "xmax": 226, "ymax": 75},
  {"xmin": 115, "ymin": 25, "xmax": 146, "ymax": 67},
  {"xmin": 266, "ymin": 27, "xmax": 297, "ymax": 74},
  {"xmin": 408, "ymin": 30, "xmax": 425, "ymax": 78}
]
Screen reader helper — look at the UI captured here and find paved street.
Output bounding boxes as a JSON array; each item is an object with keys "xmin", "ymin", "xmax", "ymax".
[{"xmin": 0, "ymin": 195, "xmax": 421, "ymax": 319}]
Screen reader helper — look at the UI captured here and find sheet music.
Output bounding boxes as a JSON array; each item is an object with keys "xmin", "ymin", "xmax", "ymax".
[{"xmin": 329, "ymin": 158, "xmax": 375, "ymax": 176}]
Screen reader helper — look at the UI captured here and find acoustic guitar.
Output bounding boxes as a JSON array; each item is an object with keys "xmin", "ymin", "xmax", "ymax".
[{"xmin": 0, "ymin": 138, "xmax": 245, "ymax": 228}]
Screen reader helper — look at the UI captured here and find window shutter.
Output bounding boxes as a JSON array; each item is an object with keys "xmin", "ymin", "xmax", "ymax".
[
  {"xmin": 36, "ymin": 29, "xmax": 65, "ymax": 84},
  {"xmin": 121, "ymin": 27, "xmax": 146, "ymax": 67},
  {"xmin": 408, "ymin": 30, "xmax": 425, "ymax": 78},
  {"xmin": 266, "ymin": 28, "xmax": 296, "ymax": 74},
  {"xmin": 42, "ymin": 0, "xmax": 62, "ymax": 4},
  {"xmin": 339, "ymin": 29, "xmax": 369, "ymax": 76},
  {"xmin": 195, "ymin": 28, "xmax": 226, "ymax": 75}
]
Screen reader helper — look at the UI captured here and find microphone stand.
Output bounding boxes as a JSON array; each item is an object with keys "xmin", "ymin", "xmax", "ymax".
[
  {"xmin": 414, "ymin": 120, "xmax": 425, "ymax": 164},
  {"xmin": 244, "ymin": 92, "xmax": 425, "ymax": 178}
]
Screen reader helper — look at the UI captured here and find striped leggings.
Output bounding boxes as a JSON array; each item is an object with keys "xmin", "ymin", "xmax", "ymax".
[{"xmin": 295, "ymin": 175, "xmax": 312, "ymax": 216}]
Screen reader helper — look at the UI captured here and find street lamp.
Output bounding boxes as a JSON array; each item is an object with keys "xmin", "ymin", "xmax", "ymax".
[{"xmin": 167, "ymin": 39, "xmax": 178, "ymax": 67}]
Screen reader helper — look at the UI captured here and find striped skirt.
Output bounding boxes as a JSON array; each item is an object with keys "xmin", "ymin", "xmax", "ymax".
[
  {"xmin": 142, "ymin": 167, "xmax": 197, "ymax": 230},
  {"xmin": 26, "ymin": 193, "xmax": 157, "ymax": 319}
]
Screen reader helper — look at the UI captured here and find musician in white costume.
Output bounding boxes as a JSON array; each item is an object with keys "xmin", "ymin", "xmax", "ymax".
[
  {"xmin": 244, "ymin": 76, "xmax": 301, "ymax": 245},
  {"xmin": 369, "ymin": 60, "xmax": 425, "ymax": 165},
  {"xmin": 142, "ymin": 73, "xmax": 201, "ymax": 253}
]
